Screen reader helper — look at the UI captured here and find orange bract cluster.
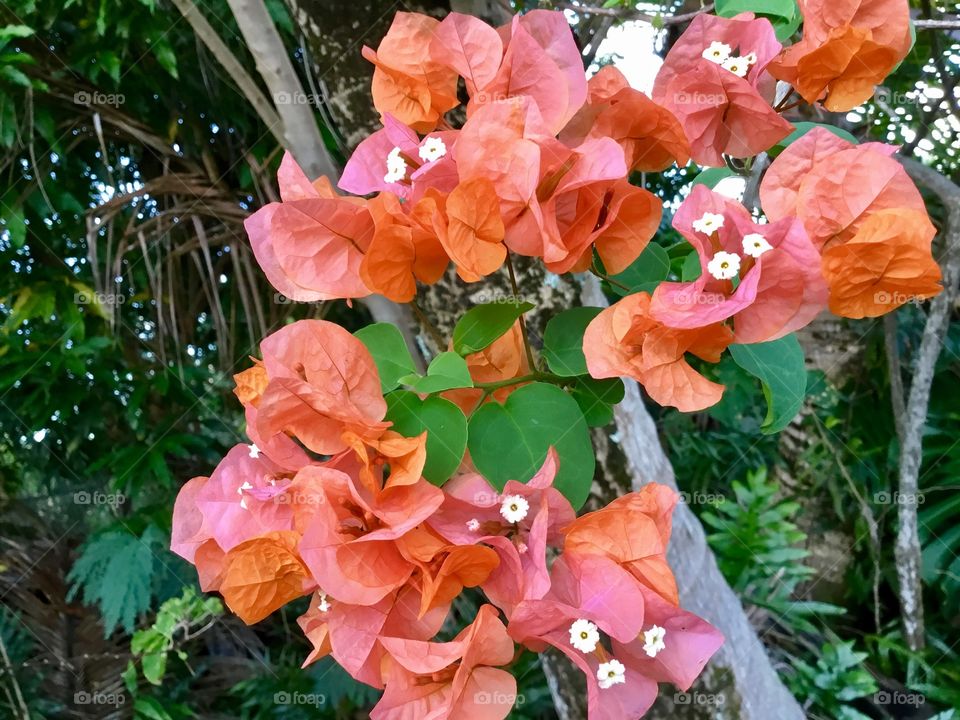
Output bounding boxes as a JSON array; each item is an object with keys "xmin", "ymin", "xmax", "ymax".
[
  {"xmin": 171, "ymin": 319, "xmax": 723, "ymax": 720},
  {"xmin": 768, "ymin": 0, "xmax": 913, "ymax": 111},
  {"xmin": 246, "ymin": 10, "xmax": 688, "ymax": 303}
]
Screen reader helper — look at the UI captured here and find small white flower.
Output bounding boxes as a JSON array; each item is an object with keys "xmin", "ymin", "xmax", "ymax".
[
  {"xmin": 418, "ymin": 136, "xmax": 447, "ymax": 163},
  {"xmin": 239, "ymin": 497, "xmax": 248, "ymax": 510},
  {"xmin": 248, "ymin": 443, "xmax": 260, "ymax": 459},
  {"xmin": 237, "ymin": 480, "xmax": 253, "ymax": 496},
  {"xmin": 743, "ymin": 51, "xmax": 758, "ymax": 65},
  {"xmin": 722, "ymin": 56, "xmax": 749, "ymax": 77},
  {"xmin": 702, "ymin": 41, "xmax": 732, "ymax": 64},
  {"xmin": 707, "ymin": 251, "xmax": 741, "ymax": 280},
  {"xmin": 742, "ymin": 233, "xmax": 773, "ymax": 258},
  {"xmin": 318, "ymin": 592, "xmax": 331, "ymax": 613},
  {"xmin": 516, "ymin": 541, "xmax": 528, "ymax": 555},
  {"xmin": 692, "ymin": 212, "xmax": 725, "ymax": 235},
  {"xmin": 569, "ymin": 619, "xmax": 601, "ymax": 653},
  {"xmin": 642, "ymin": 625, "xmax": 667, "ymax": 657},
  {"xmin": 597, "ymin": 659, "xmax": 627, "ymax": 689},
  {"xmin": 384, "ymin": 146, "xmax": 407, "ymax": 183},
  {"xmin": 500, "ymin": 494, "xmax": 530, "ymax": 524},
  {"xmin": 466, "ymin": 518, "xmax": 481, "ymax": 532}
]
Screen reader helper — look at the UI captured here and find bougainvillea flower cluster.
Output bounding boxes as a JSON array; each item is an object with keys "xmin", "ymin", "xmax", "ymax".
[
  {"xmin": 172, "ymin": 319, "xmax": 723, "ymax": 719},
  {"xmin": 172, "ymin": 3, "xmax": 944, "ymax": 717}
]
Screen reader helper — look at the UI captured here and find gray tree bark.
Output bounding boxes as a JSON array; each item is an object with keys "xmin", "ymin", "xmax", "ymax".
[
  {"xmin": 226, "ymin": 0, "xmax": 339, "ymax": 179},
  {"xmin": 885, "ymin": 158, "xmax": 960, "ymax": 651}
]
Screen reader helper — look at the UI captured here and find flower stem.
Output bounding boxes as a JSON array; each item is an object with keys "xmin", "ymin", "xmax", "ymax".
[{"xmin": 505, "ymin": 253, "xmax": 538, "ymax": 371}]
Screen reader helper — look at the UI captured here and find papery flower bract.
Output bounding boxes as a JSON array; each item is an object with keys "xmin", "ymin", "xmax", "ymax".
[
  {"xmin": 509, "ymin": 553, "xmax": 658, "ymax": 718},
  {"xmin": 760, "ymin": 128, "xmax": 927, "ymax": 248},
  {"xmin": 768, "ymin": 0, "xmax": 912, "ymax": 111},
  {"xmin": 821, "ymin": 208, "xmax": 941, "ymax": 318},
  {"xmin": 649, "ymin": 185, "xmax": 827, "ymax": 343},
  {"xmin": 362, "ymin": 12, "xmax": 459, "ymax": 132},
  {"xmin": 612, "ymin": 584, "xmax": 725, "ymax": 692},
  {"xmin": 652, "ymin": 13, "xmax": 792, "ymax": 166},
  {"xmin": 218, "ymin": 530, "xmax": 313, "ymax": 624},
  {"xmin": 372, "ymin": 604, "xmax": 517, "ymax": 720},
  {"xmin": 583, "ymin": 292, "xmax": 733, "ymax": 412},
  {"xmin": 297, "ymin": 583, "xmax": 450, "ymax": 688},
  {"xmin": 430, "ymin": 12, "xmax": 504, "ymax": 97},
  {"xmin": 252, "ymin": 319, "xmax": 389, "ymax": 456},
  {"xmin": 561, "ymin": 66, "xmax": 690, "ymax": 173},
  {"xmin": 298, "ymin": 464, "xmax": 444, "ymax": 606},
  {"xmin": 472, "ymin": 10, "xmax": 588, "ymax": 136},
  {"xmin": 359, "ymin": 190, "xmax": 449, "ymax": 302},
  {"xmin": 246, "ymin": 153, "xmax": 373, "ymax": 301},
  {"xmin": 439, "ymin": 177, "xmax": 508, "ymax": 281},
  {"xmin": 563, "ymin": 483, "xmax": 680, "ymax": 605},
  {"xmin": 429, "ymin": 449, "xmax": 575, "ymax": 616}
]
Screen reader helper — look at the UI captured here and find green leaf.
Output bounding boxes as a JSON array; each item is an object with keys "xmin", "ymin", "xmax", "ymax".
[
  {"xmin": 3, "ymin": 205, "xmax": 26, "ymax": 248},
  {"xmin": 400, "ymin": 352, "xmax": 473, "ymax": 394},
  {"xmin": 691, "ymin": 167, "xmax": 735, "ymax": 189},
  {"xmin": 608, "ymin": 243, "xmax": 671, "ymax": 296},
  {"xmin": 385, "ymin": 391, "xmax": 467, "ymax": 485},
  {"xmin": 571, "ymin": 377, "xmax": 625, "ymax": 427},
  {"xmin": 716, "ymin": 0, "xmax": 796, "ymax": 23},
  {"xmin": 134, "ymin": 697, "xmax": 174, "ymax": 720},
  {"xmin": 453, "ymin": 301, "xmax": 534, "ymax": 355},
  {"xmin": 140, "ymin": 651, "xmax": 167, "ymax": 685},
  {"xmin": 680, "ymin": 250, "xmax": 702, "ymax": 281},
  {"xmin": 0, "ymin": 65, "xmax": 30, "ymax": 87},
  {"xmin": 355, "ymin": 323, "xmax": 417, "ymax": 392},
  {"xmin": 729, "ymin": 334, "xmax": 807, "ymax": 434},
  {"xmin": 0, "ymin": 25, "xmax": 34, "ymax": 46},
  {"xmin": 468, "ymin": 382, "xmax": 595, "ymax": 509},
  {"xmin": 542, "ymin": 307, "xmax": 603, "ymax": 376}
]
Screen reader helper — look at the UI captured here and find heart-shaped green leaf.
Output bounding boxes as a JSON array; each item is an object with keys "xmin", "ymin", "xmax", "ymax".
[
  {"xmin": 468, "ymin": 382, "xmax": 595, "ymax": 509},
  {"xmin": 730, "ymin": 334, "xmax": 807, "ymax": 434},
  {"xmin": 385, "ymin": 391, "xmax": 468, "ymax": 485},
  {"xmin": 400, "ymin": 352, "xmax": 474, "ymax": 394},
  {"xmin": 542, "ymin": 307, "xmax": 604, "ymax": 377},
  {"xmin": 453, "ymin": 301, "xmax": 534, "ymax": 355},
  {"xmin": 354, "ymin": 323, "xmax": 417, "ymax": 392}
]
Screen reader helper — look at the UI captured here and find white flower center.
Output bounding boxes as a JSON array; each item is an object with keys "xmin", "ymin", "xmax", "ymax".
[
  {"xmin": 692, "ymin": 212, "xmax": 725, "ymax": 235},
  {"xmin": 499, "ymin": 494, "xmax": 530, "ymax": 524},
  {"xmin": 248, "ymin": 443, "xmax": 260, "ymax": 459},
  {"xmin": 742, "ymin": 233, "xmax": 772, "ymax": 258},
  {"xmin": 707, "ymin": 251, "xmax": 741, "ymax": 280},
  {"xmin": 721, "ymin": 56, "xmax": 749, "ymax": 77},
  {"xmin": 384, "ymin": 146, "xmax": 407, "ymax": 183},
  {"xmin": 702, "ymin": 41, "xmax": 732, "ymax": 64},
  {"xmin": 597, "ymin": 659, "xmax": 627, "ymax": 689},
  {"xmin": 318, "ymin": 592, "xmax": 331, "ymax": 613},
  {"xmin": 743, "ymin": 51, "xmax": 758, "ymax": 65},
  {"xmin": 642, "ymin": 625, "xmax": 667, "ymax": 658},
  {"xmin": 569, "ymin": 619, "xmax": 601, "ymax": 653},
  {"xmin": 418, "ymin": 136, "xmax": 447, "ymax": 163},
  {"xmin": 466, "ymin": 518, "xmax": 480, "ymax": 532}
]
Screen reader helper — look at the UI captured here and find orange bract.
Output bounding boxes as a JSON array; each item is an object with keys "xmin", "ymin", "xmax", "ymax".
[
  {"xmin": 768, "ymin": 0, "xmax": 912, "ymax": 110},
  {"xmin": 821, "ymin": 209, "xmax": 942, "ymax": 318},
  {"xmin": 219, "ymin": 531, "xmax": 312, "ymax": 625}
]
